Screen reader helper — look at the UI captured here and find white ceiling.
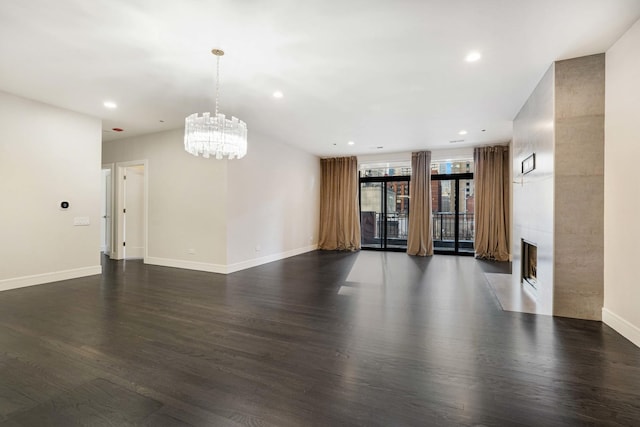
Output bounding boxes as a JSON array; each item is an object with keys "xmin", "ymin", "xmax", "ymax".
[{"xmin": 1, "ymin": 1, "xmax": 639, "ymax": 157}]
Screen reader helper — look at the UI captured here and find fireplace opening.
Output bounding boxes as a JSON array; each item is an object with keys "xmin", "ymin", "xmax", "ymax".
[{"xmin": 521, "ymin": 239, "xmax": 537, "ymax": 289}]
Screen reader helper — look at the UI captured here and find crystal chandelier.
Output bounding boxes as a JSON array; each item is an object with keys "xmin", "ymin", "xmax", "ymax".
[{"xmin": 184, "ymin": 49, "xmax": 248, "ymax": 159}]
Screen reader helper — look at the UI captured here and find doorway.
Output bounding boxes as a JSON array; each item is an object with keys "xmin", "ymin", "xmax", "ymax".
[
  {"xmin": 100, "ymin": 167, "xmax": 113, "ymax": 256},
  {"xmin": 113, "ymin": 161, "xmax": 147, "ymax": 260},
  {"xmin": 359, "ymin": 176, "xmax": 410, "ymax": 251},
  {"xmin": 123, "ymin": 165, "xmax": 145, "ymax": 259},
  {"xmin": 431, "ymin": 173, "xmax": 474, "ymax": 255}
]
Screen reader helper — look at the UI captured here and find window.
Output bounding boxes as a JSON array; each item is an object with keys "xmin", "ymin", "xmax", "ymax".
[
  {"xmin": 359, "ymin": 161, "xmax": 411, "ymax": 178},
  {"xmin": 430, "ymin": 160, "xmax": 474, "ymax": 175}
]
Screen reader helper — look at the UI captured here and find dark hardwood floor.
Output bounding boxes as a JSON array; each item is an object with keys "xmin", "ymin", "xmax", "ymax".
[{"xmin": 0, "ymin": 251, "xmax": 639, "ymax": 426}]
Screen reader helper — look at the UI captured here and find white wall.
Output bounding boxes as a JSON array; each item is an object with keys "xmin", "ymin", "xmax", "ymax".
[
  {"xmin": 102, "ymin": 129, "xmax": 228, "ymax": 271},
  {"xmin": 0, "ymin": 91, "xmax": 102, "ymax": 290},
  {"xmin": 603, "ymin": 18, "xmax": 640, "ymax": 347},
  {"xmin": 358, "ymin": 151, "xmax": 411, "ymax": 165},
  {"xmin": 430, "ymin": 147, "xmax": 474, "ymax": 162},
  {"xmin": 357, "ymin": 147, "xmax": 474, "ymax": 165},
  {"xmin": 226, "ymin": 132, "xmax": 320, "ymax": 271},
  {"xmin": 103, "ymin": 128, "xmax": 321, "ymax": 274}
]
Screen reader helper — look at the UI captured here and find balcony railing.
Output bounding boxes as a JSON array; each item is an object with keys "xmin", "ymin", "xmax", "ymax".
[
  {"xmin": 360, "ymin": 212, "xmax": 407, "ymax": 245},
  {"xmin": 360, "ymin": 211, "xmax": 474, "ymax": 246},
  {"xmin": 432, "ymin": 212, "xmax": 474, "ymax": 241}
]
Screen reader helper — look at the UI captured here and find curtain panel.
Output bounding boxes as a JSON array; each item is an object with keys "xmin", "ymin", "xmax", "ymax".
[
  {"xmin": 474, "ymin": 146, "xmax": 510, "ymax": 261},
  {"xmin": 318, "ymin": 156, "xmax": 361, "ymax": 251},
  {"xmin": 407, "ymin": 151, "xmax": 433, "ymax": 256}
]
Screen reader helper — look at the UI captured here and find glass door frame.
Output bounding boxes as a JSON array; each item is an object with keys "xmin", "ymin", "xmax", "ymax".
[
  {"xmin": 431, "ymin": 172, "xmax": 474, "ymax": 256},
  {"xmin": 359, "ymin": 174, "xmax": 410, "ymax": 252}
]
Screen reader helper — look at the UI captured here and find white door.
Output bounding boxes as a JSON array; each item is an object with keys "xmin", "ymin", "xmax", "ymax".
[
  {"xmin": 100, "ymin": 169, "xmax": 112, "ymax": 254},
  {"xmin": 123, "ymin": 165, "xmax": 145, "ymax": 259}
]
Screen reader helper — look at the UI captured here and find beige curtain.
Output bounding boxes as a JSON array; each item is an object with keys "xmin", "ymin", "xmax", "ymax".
[
  {"xmin": 474, "ymin": 146, "xmax": 510, "ymax": 261},
  {"xmin": 407, "ymin": 151, "xmax": 433, "ymax": 256},
  {"xmin": 318, "ymin": 156, "xmax": 361, "ymax": 251}
]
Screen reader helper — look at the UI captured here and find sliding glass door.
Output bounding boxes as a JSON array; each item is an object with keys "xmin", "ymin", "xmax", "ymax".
[
  {"xmin": 358, "ymin": 160, "xmax": 473, "ymax": 254},
  {"xmin": 457, "ymin": 177, "xmax": 475, "ymax": 254},
  {"xmin": 360, "ymin": 177, "xmax": 410, "ymax": 251},
  {"xmin": 431, "ymin": 173, "xmax": 474, "ymax": 255},
  {"xmin": 360, "ymin": 181, "xmax": 383, "ymax": 249}
]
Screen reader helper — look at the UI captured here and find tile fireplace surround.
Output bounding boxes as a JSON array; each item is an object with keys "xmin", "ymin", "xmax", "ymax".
[{"xmin": 511, "ymin": 53, "xmax": 604, "ymax": 321}]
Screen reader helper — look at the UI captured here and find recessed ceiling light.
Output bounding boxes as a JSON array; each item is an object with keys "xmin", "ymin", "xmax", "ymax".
[
  {"xmin": 459, "ymin": 130, "xmax": 468, "ymax": 135},
  {"xmin": 465, "ymin": 51, "xmax": 481, "ymax": 62},
  {"xmin": 348, "ymin": 141, "xmax": 355, "ymax": 146},
  {"xmin": 103, "ymin": 101, "xmax": 117, "ymax": 109},
  {"xmin": 273, "ymin": 91, "xmax": 284, "ymax": 99}
]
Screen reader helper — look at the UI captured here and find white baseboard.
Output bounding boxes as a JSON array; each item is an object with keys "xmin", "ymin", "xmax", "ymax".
[
  {"xmin": 144, "ymin": 257, "xmax": 227, "ymax": 274},
  {"xmin": 0, "ymin": 265, "xmax": 102, "ymax": 292},
  {"xmin": 226, "ymin": 245, "xmax": 317, "ymax": 274},
  {"xmin": 602, "ymin": 308, "xmax": 640, "ymax": 348},
  {"xmin": 145, "ymin": 245, "xmax": 317, "ymax": 275},
  {"xmin": 126, "ymin": 246, "xmax": 144, "ymax": 259}
]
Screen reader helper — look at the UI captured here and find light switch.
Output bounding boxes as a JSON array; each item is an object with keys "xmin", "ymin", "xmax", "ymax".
[{"xmin": 73, "ymin": 216, "xmax": 90, "ymax": 226}]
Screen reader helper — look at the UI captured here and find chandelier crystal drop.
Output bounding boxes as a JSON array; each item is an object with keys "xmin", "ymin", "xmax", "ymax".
[{"xmin": 184, "ymin": 49, "xmax": 248, "ymax": 159}]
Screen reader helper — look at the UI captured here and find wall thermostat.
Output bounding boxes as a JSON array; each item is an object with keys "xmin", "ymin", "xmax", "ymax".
[{"xmin": 60, "ymin": 201, "xmax": 70, "ymax": 210}]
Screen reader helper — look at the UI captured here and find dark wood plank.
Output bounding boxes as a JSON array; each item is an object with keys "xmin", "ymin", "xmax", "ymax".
[
  {"xmin": 0, "ymin": 251, "xmax": 638, "ymax": 426},
  {"xmin": 2, "ymin": 378, "xmax": 161, "ymax": 426}
]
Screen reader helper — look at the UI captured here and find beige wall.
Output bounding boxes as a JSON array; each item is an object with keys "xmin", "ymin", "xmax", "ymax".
[
  {"xmin": 102, "ymin": 128, "xmax": 229, "ymax": 270},
  {"xmin": 102, "ymin": 128, "xmax": 320, "ymax": 274},
  {"xmin": 512, "ymin": 66, "xmax": 555, "ymax": 315},
  {"xmin": 604, "ymin": 19, "xmax": 640, "ymax": 347},
  {"xmin": 0, "ymin": 91, "xmax": 102, "ymax": 290},
  {"xmin": 226, "ymin": 133, "xmax": 320, "ymax": 270}
]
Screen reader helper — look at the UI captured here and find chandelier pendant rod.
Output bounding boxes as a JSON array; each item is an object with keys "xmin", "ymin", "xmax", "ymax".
[
  {"xmin": 215, "ymin": 53, "xmax": 220, "ymax": 116},
  {"xmin": 212, "ymin": 48, "xmax": 224, "ymax": 117}
]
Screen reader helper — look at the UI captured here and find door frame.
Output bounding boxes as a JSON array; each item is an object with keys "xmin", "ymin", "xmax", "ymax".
[
  {"xmin": 113, "ymin": 160, "xmax": 149, "ymax": 261},
  {"xmin": 359, "ymin": 175, "xmax": 410, "ymax": 252},
  {"xmin": 431, "ymin": 172, "xmax": 474, "ymax": 256},
  {"xmin": 101, "ymin": 163, "xmax": 116, "ymax": 259}
]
